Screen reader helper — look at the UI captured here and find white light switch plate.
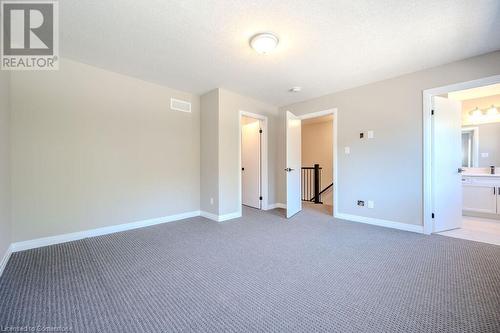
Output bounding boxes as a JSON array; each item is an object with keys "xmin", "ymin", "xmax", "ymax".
[
  {"xmin": 481, "ymin": 152, "xmax": 489, "ymax": 158},
  {"xmin": 344, "ymin": 147, "xmax": 351, "ymax": 155},
  {"xmin": 368, "ymin": 201, "xmax": 374, "ymax": 209},
  {"xmin": 367, "ymin": 130, "xmax": 374, "ymax": 139}
]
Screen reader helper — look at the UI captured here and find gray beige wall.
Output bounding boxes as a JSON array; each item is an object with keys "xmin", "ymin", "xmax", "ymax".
[
  {"xmin": 11, "ymin": 59, "xmax": 200, "ymax": 242},
  {"xmin": 282, "ymin": 51, "xmax": 500, "ymax": 226},
  {"xmin": 0, "ymin": 71, "xmax": 11, "ymax": 256},
  {"xmin": 218, "ymin": 89, "xmax": 279, "ymax": 215},
  {"xmin": 302, "ymin": 119, "xmax": 333, "ymax": 205},
  {"xmin": 200, "ymin": 88, "xmax": 280, "ymax": 217},
  {"xmin": 200, "ymin": 89, "xmax": 220, "ymax": 215}
]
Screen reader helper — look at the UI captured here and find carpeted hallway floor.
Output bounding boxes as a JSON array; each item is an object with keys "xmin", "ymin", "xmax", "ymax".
[{"xmin": 1, "ymin": 206, "xmax": 499, "ymax": 332}]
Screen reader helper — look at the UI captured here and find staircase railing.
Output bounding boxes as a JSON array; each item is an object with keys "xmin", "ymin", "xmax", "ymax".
[
  {"xmin": 310, "ymin": 183, "xmax": 333, "ymax": 203},
  {"xmin": 301, "ymin": 164, "xmax": 333, "ymax": 204}
]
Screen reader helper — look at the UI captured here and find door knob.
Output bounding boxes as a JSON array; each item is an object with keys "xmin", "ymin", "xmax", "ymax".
[
  {"xmin": 458, "ymin": 168, "xmax": 464, "ymax": 173},
  {"xmin": 285, "ymin": 168, "xmax": 294, "ymax": 172}
]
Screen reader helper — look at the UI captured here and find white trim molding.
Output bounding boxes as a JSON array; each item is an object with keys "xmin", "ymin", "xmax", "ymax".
[
  {"xmin": 336, "ymin": 213, "xmax": 424, "ymax": 234},
  {"xmin": 266, "ymin": 203, "xmax": 287, "ymax": 210},
  {"xmin": 218, "ymin": 212, "xmax": 242, "ymax": 222},
  {"xmin": 298, "ymin": 109, "xmax": 336, "ymax": 120},
  {"xmin": 11, "ymin": 211, "xmax": 201, "ymax": 252},
  {"xmin": 200, "ymin": 211, "xmax": 241, "ymax": 222},
  {"xmin": 297, "ymin": 108, "xmax": 338, "ymax": 217},
  {"xmin": 200, "ymin": 211, "xmax": 219, "ymax": 221},
  {"xmin": 422, "ymin": 75, "xmax": 500, "ymax": 235},
  {"xmin": 0, "ymin": 244, "xmax": 13, "ymax": 277}
]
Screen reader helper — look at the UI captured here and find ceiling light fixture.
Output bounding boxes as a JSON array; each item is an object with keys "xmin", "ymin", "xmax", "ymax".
[
  {"xmin": 470, "ymin": 107, "xmax": 483, "ymax": 117},
  {"xmin": 250, "ymin": 33, "xmax": 279, "ymax": 55},
  {"xmin": 487, "ymin": 104, "xmax": 498, "ymax": 116}
]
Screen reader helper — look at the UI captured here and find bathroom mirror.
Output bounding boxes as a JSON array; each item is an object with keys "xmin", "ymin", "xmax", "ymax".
[
  {"xmin": 461, "ymin": 128, "xmax": 476, "ymax": 167},
  {"xmin": 462, "ymin": 123, "xmax": 500, "ymax": 168}
]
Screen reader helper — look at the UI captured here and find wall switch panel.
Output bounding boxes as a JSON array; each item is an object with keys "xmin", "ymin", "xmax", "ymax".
[
  {"xmin": 344, "ymin": 147, "xmax": 351, "ymax": 155},
  {"xmin": 367, "ymin": 130, "xmax": 374, "ymax": 139},
  {"xmin": 368, "ymin": 201, "xmax": 374, "ymax": 208},
  {"xmin": 481, "ymin": 152, "xmax": 489, "ymax": 158}
]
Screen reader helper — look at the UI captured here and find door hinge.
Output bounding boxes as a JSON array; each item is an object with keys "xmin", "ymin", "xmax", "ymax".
[
  {"xmin": 431, "ymin": 109, "xmax": 434, "ymax": 115},
  {"xmin": 431, "ymin": 213, "xmax": 435, "ymax": 219},
  {"xmin": 259, "ymin": 129, "xmax": 262, "ymax": 133},
  {"xmin": 259, "ymin": 196, "xmax": 262, "ymax": 200}
]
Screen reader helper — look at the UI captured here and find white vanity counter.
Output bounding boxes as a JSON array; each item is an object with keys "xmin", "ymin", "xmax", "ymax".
[
  {"xmin": 462, "ymin": 174, "xmax": 500, "ymax": 187},
  {"xmin": 461, "ymin": 174, "xmax": 500, "ymax": 216},
  {"xmin": 462, "ymin": 173, "xmax": 500, "ymax": 178}
]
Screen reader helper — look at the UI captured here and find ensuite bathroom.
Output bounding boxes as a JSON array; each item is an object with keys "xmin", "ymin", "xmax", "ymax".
[{"xmin": 439, "ymin": 83, "xmax": 500, "ymax": 245}]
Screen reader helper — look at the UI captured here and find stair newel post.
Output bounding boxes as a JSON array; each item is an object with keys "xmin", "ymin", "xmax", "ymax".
[{"xmin": 314, "ymin": 164, "xmax": 320, "ymax": 204}]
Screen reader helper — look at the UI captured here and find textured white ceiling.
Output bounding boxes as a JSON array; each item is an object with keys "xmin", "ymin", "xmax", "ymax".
[{"xmin": 61, "ymin": 0, "xmax": 500, "ymax": 106}]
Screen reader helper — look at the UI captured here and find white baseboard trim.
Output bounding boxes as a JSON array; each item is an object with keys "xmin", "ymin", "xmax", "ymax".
[
  {"xmin": 200, "ymin": 211, "xmax": 241, "ymax": 222},
  {"xmin": 0, "ymin": 244, "xmax": 13, "ymax": 278},
  {"xmin": 335, "ymin": 213, "xmax": 424, "ymax": 234},
  {"xmin": 200, "ymin": 211, "xmax": 219, "ymax": 221},
  {"xmin": 11, "ymin": 210, "xmax": 201, "ymax": 253},
  {"xmin": 219, "ymin": 211, "xmax": 242, "ymax": 222},
  {"xmin": 266, "ymin": 203, "xmax": 286, "ymax": 210}
]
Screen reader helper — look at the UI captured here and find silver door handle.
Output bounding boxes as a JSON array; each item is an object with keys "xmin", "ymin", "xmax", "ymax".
[
  {"xmin": 458, "ymin": 168, "xmax": 464, "ymax": 173},
  {"xmin": 285, "ymin": 168, "xmax": 294, "ymax": 172}
]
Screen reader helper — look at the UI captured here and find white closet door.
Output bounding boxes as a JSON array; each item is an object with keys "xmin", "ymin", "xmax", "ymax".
[{"xmin": 242, "ymin": 120, "xmax": 261, "ymax": 209}]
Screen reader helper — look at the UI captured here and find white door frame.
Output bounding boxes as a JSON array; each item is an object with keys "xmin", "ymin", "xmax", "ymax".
[
  {"xmin": 239, "ymin": 110, "xmax": 269, "ymax": 211},
  {"xmin": 297, "ymin": 108, "xmax": 338, "ymax": 217},
  {"xmin": 422, "ymin": 75, "xmax": 500, "ymax": 234}
]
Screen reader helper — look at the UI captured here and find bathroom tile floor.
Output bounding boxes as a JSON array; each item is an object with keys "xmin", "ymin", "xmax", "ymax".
[{"xmin": 438, "ymin": 216, "xmax": 500, "ymax": 246}]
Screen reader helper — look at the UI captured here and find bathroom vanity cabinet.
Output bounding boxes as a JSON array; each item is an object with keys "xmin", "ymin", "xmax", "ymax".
[{"xmin": 462, "ymin": 175, "xmax": 500, "ymax": 215}]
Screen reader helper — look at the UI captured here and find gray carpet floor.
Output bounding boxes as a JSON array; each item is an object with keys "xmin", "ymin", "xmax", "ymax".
[{"xmin": 1, "ymin": 205, "xmax": 499, "ymax": 332}]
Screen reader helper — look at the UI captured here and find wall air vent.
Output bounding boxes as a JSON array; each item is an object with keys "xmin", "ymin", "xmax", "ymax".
[{"xmin": 170, "ymin": 98, "xmax": 191, "ymax": 113}]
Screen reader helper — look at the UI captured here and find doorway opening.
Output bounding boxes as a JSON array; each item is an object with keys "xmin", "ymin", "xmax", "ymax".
[
  {"xmin": 423, "ymin": 75, "xmax": 500, "ymax": 245},
  {"xmin": 239, "ymin": 111, "xmax": 268, "ymax": 212},
  {"xmin": 301, "ymin": 114, "xmax": 334, "ymax": 216},
  {"xmin": 285, "ymin": 109, "xmax": 338, "ymax": 218}
]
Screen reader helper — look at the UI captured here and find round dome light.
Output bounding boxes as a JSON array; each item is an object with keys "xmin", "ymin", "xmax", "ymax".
[{"xmin": 250, "ymin": 33, "xmax": 279, "ymax": 55}]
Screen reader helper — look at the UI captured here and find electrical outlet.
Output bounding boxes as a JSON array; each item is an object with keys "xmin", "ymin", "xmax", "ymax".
[
  {"xmin": 357, "ymin": 200, "xmax": 365, "ymax": 207},
  {"xmin": 359, "ymin": 132, "xmax": 364, "ymax": 139},
  {"xmin": 368, "ymin": 201, "xmax": 374, "ymax": 209}
]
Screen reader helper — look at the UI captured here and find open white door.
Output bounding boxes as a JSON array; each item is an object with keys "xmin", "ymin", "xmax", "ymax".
[
  {"xmin": 286, "ymin": 111, "xmax": 302, "ymax": 218},
  {"xmin": 432, "ymin": 96, "xmax": 463, "ymax": 232},
  {"xmin": 241, "ymin": 120, "xmax": 261, "ymax": 209}
]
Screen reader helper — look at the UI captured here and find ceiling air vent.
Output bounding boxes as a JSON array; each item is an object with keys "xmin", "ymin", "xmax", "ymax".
[{"xmin": 170, "ymin": 98, "xmax": 191, "ymax": 113}]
